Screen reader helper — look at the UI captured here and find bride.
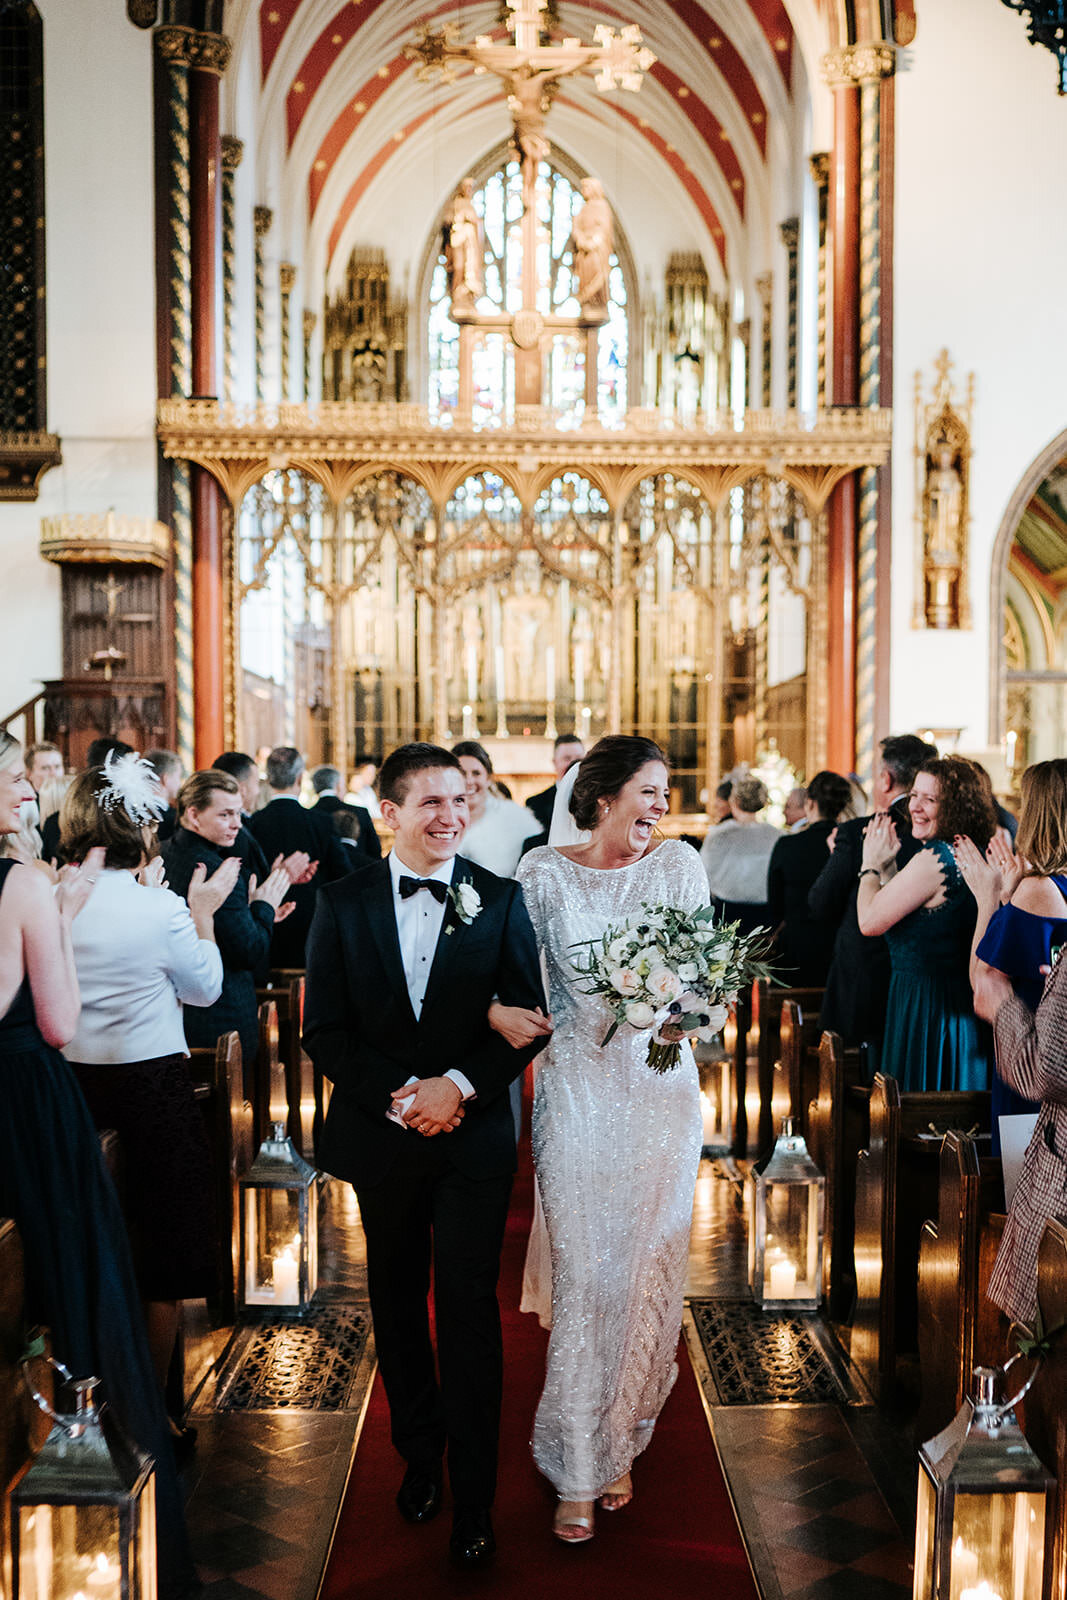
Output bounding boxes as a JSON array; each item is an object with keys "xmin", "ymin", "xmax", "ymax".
[{"xmin": 492, "ymin": 736, "xmax": 707, "ymax": 1543}]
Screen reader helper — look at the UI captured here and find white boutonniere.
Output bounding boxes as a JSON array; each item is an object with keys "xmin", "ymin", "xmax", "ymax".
[{"xmin": 447, "ymin": 879, "xmax": 482, "ymax": 927}]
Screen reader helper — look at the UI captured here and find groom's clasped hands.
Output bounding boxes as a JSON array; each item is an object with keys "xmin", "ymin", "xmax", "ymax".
[{"xmin": 389, "ymin": 1075, "xmax": 467, "ymax": 1137}]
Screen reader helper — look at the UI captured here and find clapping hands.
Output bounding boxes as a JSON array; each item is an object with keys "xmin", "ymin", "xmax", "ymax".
[
  {"xmin": 55, "ymin": 846, "xmax": 107, "ymax": 922},
  {"xmin": 860, "ymin": 812, "xmax": 899, "ymax": 874},
  {"xmin": 954, "ymin": 832, "xmax": 1025, "ymax": 907}
]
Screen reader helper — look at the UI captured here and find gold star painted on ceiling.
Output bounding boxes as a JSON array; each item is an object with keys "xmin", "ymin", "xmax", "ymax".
[
  {"xmin": 393, "ymin": 130, "xmax": 404, "ymax": 141},
  {"xmin": 292, "ymin": 80, "xmax": 305, "ymax": 93},
  {"xmin": 665, "ymin": 141, "xmax": 675, "ymax": 152},
  {"xmin": 377, "ymin": 65, "xmax": 390, "ymax": 78},
  {"xmin": 752, "ymin": 111, "xmax": 764, "ymax": 123},
  {"xmin": 353, "ymin": 100, "xmax": 366, "ymax": 112},
  {"xmin": 775, "ymin": 37, "xmax": 788, "ymax": 51},
  {"xmin": 730, "ymin": 177, "xmax": 741, "ymax": 189},
  {"xmin": 638, "ymin": 117, "xmax": 649, "ymax": 128},
  {"xmin": 267, "ymin": 9, "xmax": 280, "ymax": 22},
  {"xmin": 719, "ymin": 129, "xmax": 730, "ymax": 141},
  {"xmin": 332, "ymin": 33, "xmax": 342, "ymax": 44},
  {"xmin": 314, "ymin": 159, "xmax": 326, "ymax": 170},
  {"xmin": 708, "ymin": 36, "xmax": 722, "ymax": 48},
  {"xmin": 677, "ymin": 86, "xmax": 689, "ymax": 97}
]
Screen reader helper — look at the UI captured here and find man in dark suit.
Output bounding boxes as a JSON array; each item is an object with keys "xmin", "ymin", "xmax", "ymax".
[
  {"xmin": 144, "ymin": 749, "xmax": 183, "ymax": 841},
  {"xmin": 247, "ymin": 746, "xmax": 352, "ymax": 969},
  {"xmin": 524, "ymin": 732, "xmax": 585, "ymax": 835},
  {"xmin": 767, "ymin": 770, "xmax": 854, "ymax": 988},
  {"xmin": 161, "ymin": 769, "xmax": 294, "ymax": 1068},
  {"xmin": 807, "ymin": 734, "xmax": 937, "ymax": 1063},
  {"xmin": 303, "ymin": 743, "xmax": 548, "ymax": 1569},
  {"xmin": 309, "ymin": 763, "xmax": 382, "ymax": 861}
]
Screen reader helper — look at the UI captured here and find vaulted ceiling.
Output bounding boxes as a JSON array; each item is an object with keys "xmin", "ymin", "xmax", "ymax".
[{"xmin": 225, "ymin": 0, "xmax": 911, "ymax": 303}]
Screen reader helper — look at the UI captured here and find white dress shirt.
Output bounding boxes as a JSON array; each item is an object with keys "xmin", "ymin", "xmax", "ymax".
[
  {"xmin": 387, "ymin": 850, "xmax": 474, "ymax": 1102},
  {"xmin": 62, "ymin": 869, "xmax": 223, "ymax": 1065}
]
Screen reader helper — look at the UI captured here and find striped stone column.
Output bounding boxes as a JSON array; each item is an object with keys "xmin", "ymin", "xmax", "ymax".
[
  {"xmin": 854, "ymin": 50, "xmax": 894, "ymax": 786},
  {"xmin": 755, "ymin": 273, "xmax": 772, "ymax": 407},
  {"xmin": 303, "ymin": 309, "xmax": 316, "ymax": 402},
  {"xmin": 221, "ymin": 136, "xmax": 243, "ymax": 404},
  {"xmin": 254, "ymin": 206, "xmax": 272, "ymax": 402},
  {"xmin": 279, "ymin": 263, "xmax": 296, "ymax": 401},
  {"xmin": 779, "ymin": 218, "xmax": 799, "ymax": 409},
  {"xmin": 155, "ymin": 28, "xmax": 195, "ymax": 770},
  {"xmin": 808, "ymin": 154, "xmax": 831, "ymax": 408}
]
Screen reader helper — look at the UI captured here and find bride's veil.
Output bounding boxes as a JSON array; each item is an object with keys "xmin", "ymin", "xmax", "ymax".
[{"xmin": 548, "ymin": 759, "xmax": 589, "ymax": 847}]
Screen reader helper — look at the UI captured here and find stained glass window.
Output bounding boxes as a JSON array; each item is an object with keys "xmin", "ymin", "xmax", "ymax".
[{"xmin": 428, "ymin": 157, "xmax": 629, "ymax": 425}]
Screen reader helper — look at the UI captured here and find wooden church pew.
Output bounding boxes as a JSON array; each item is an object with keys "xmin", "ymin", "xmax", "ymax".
[
  {"xmin": 915, "ymin": 1130, "xmax": 1007, "ymax": 1441},
  {"xmin": 251, "ymin": 998, "xmax": 288, "ymax": 1151},
  {"xmin": 187, "ymin": 1030, "xmax": 251, "ymax": 1323},
  {"xmin": 728, "ymin": 985, "xmax": 754, "ymax": 1159},
  {"xmin": 752, "ymin": 978, "xmax": 823, "ymax": 1155},
  {"xmin": 774, "ymin": 998, "xmax": 824, "ymax": 1137},
  {"xmin": 851, "ymin": 1073, "xmax": 991, "ymax": 1404},
  {"xmin": 805, "ymin": 1028, "xmax": 868, "ymax": 1322},
  {"xmin": 258, "ymin": 974, "xmax": 314, "ymax": 1158}
]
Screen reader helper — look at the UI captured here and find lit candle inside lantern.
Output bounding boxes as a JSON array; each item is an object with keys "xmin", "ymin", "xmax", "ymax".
[
  {"xmin": 952, "ymin": 1538, "xmax": 980, "ymax": 1590},
  {"xmin": 272, "ymin": 1247, "xmax": 299, "ymax": 1305},
  {"xmin": 959, "ymin": 1585, "xmax": 1003, "ymax": 1600},
  {"xmin": 768, "ymin": 1258, "xmax": 797, "ymax": 1298},
  {"xmin": 700, "ymin": 1090, "xmax": 716, "ymax": 1145},
  {"xmin": 495, "ymin": 645, "xmax": 506, "ymax": 709},
  {"xmin": 85, "ymin": 1552, "xmax": 121, "ymax": 1598}
]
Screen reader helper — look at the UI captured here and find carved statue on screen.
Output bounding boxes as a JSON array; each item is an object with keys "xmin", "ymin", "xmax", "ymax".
[
  {"xmin": 569, "ymin": 178, "xmax": 613, "ymax": 315},
  {"xmin": 914, "ymin": 350, "xmax": 974, "ymax": 630},
  {"xmin": 444, "ymin": 179, "xmax": 485, "ymax": 311}
]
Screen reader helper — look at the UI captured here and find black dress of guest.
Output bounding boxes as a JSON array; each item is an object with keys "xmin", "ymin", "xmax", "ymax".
[
  {"xmin": 310, "ymin": 793, "xmax": 382, "ymax": 861},
  {"xmin": 807, "ymin": 793, "xmax": 920, "ymax": 1049},
  {"xmin": 161, "ymin": 825, "xmax": 274, "ymax": 1067},
  {"xmin": 526, "ymin": 782, "xmax": 557, "ymax": 833},
  {"xmin": 766, "ymin": 820, "xmax": 840, "ymax": 988},
  {"xmin": 0, "ymin": 860, "xmax": 194, "ymax": 1598},
  {"xmin": 247, "ymin": 797, "xmax": 352, "ymax": 969}
]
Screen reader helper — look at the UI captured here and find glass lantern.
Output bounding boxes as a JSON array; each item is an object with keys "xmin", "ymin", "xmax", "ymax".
[
  {"xmin": 11, "ymin": 1366, "xmax": 156, "ymax": 1600},
  {"xmin": 914, "ymin": 1366, "xmax": 1054, "ymax": 1600},
  {"xmin": 239, "ymin": 1121, "xmax": 318, "ymax": 1313},
  {"xmin": 747, "ymin": 1115, "xmax": 825, "ymax": 1310}
]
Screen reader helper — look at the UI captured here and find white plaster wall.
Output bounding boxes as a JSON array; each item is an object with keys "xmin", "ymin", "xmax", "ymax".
[
  {"xmin": 890, "ymin": 0, "xmax": 1067, "ymax": 748},
  {"xmin": 1, "ymin": 1, "xmax": 157, "ymax": 721}
]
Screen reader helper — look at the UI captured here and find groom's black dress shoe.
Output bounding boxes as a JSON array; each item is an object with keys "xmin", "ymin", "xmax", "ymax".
[
  {"xmin": 449, "ymin": 1508, "xmax": 496, "ymax": 1568},
  {"xmin": 396, "ymin": 1465, "xmax": 442, "ymax": 1524}
]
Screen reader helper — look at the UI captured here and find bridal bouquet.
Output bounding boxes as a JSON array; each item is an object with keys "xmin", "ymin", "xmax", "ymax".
[{"xmin": 570, "ymin": 902, "xmax": 773, "ymax": 1074}]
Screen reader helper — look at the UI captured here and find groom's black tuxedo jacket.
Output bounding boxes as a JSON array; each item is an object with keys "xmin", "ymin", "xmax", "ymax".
[{"xmin": 303, "ymin": 855, "xmax": 547, "ymax": 1188}]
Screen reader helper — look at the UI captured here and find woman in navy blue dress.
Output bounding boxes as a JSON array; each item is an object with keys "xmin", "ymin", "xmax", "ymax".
[{"xmin": 957, "ymin": 760, "xmax": 1067, "ymax": 1151}]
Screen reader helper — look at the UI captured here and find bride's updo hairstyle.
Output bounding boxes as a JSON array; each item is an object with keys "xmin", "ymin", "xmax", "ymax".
[{"xmin": 569, "ymin": 735, "xmax": 667, "ymax": 831}]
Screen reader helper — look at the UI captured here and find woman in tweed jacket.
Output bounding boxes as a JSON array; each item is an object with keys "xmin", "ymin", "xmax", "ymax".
[{"xmin": 975, "ymin": 949, "xmax": 1067, "ymax": 1325}]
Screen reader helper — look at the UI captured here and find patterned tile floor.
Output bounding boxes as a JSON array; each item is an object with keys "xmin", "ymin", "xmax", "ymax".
[{"xmin": 179, "ymin": 1154, "xmax": 918, "ymax": 1600}]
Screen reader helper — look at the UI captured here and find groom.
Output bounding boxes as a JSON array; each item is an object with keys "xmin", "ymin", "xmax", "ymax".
[{"xmin": 303, "ymin": 743, "xmax": 547, "ymax": 1567}]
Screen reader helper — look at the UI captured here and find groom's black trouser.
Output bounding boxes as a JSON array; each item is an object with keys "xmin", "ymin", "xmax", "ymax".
[{"xmin": 356, "ymin": 1140, "xmax": 513, "ymax": 1511}]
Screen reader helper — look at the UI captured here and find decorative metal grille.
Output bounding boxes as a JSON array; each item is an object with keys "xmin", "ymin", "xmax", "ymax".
[
  {"xmin": 216, "ymin": 1304, "xmax": 373, "ymax": 1411},
  {"xmin": 688, "ymin": 1298, "xmax": 850, "ymax": 1405}
]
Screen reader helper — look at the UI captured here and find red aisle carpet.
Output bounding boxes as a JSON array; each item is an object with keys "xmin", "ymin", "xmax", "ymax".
[{"xmin": 322, "ymin": 1143, "xmax": 758, "ymax": 1600}]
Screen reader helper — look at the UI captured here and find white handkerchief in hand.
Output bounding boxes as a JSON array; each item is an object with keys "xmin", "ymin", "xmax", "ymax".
[{"xmin": 386, "ymin": 1075, "xmax": 419, "ymax": 1129}]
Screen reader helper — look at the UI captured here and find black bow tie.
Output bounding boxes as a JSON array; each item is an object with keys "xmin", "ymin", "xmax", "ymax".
[{"xmin": 398, "ymin": 875, "xmax": 449, "ymax": 904}]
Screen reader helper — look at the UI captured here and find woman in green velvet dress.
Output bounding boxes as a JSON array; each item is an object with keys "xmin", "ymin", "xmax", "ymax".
[{"xmin": 855, "ymin": 756, "xmax": 997, "ymax": 1091}]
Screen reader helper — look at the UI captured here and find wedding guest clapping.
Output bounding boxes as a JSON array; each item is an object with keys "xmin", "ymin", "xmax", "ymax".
[
  {"xmin": 59, "ymin": 755, "xmax": 236, "ymax": 1414},
  {"xmin": 162, "ymin": 769, "xmax": 294, "ymax": 1066},
  {"xmin": 957, "ymin": 760, "xmax": 1067, "ymax": 1152}
]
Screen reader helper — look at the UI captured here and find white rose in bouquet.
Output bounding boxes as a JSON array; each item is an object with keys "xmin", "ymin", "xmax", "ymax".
[
  {"xmin": 609, "ymin": 967, "xmax": 641, "ymax": 996},
  {"xmin": 625, "ymin": 1000, "xmax": 656, "ymax": 1029},
  {"xmin": 647, "ymin": 967, "xmax": 683, "ymax": 1001}
]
